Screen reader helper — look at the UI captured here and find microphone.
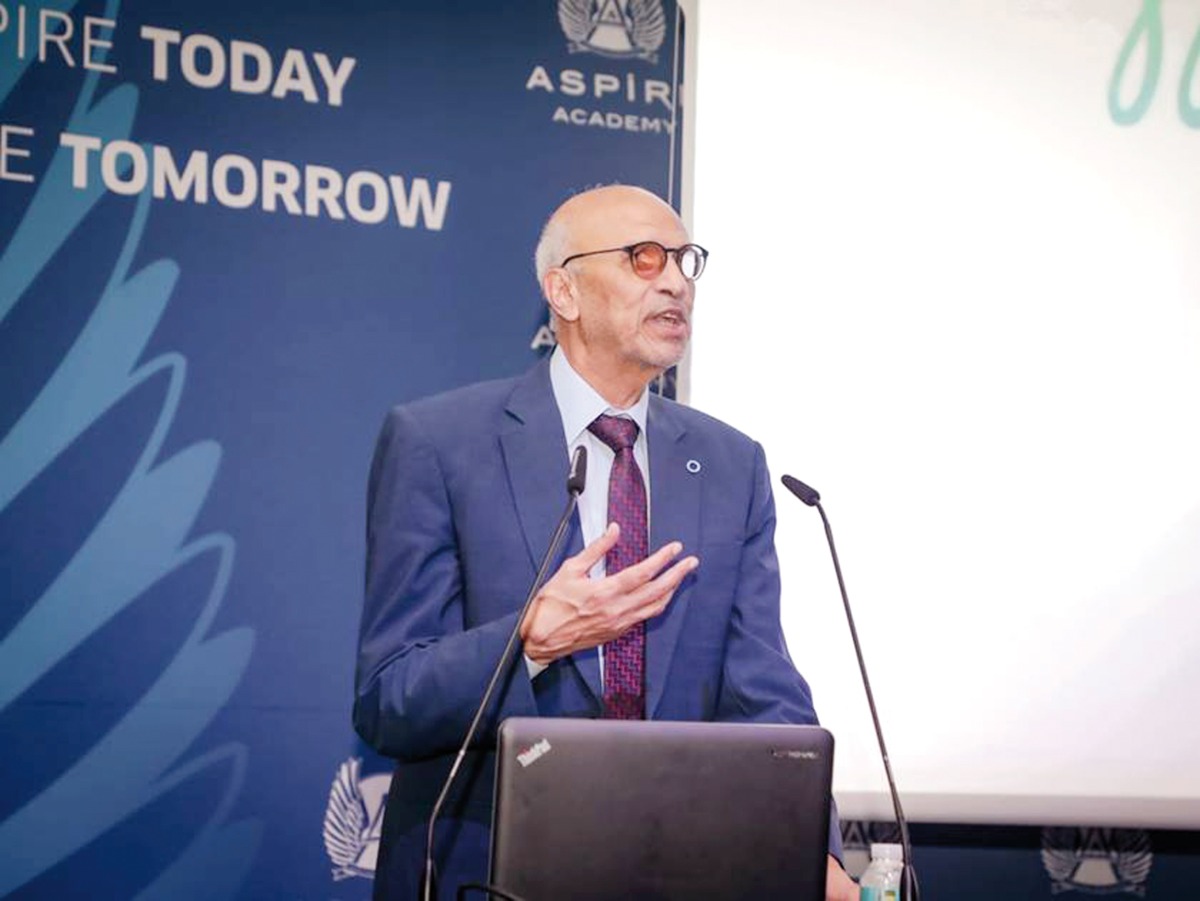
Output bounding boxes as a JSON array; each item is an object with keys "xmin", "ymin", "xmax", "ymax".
[
  {"xmin": 422, "ymin": 447, "xmax": 587, "ymax": 901},
  {"xmin": 780, "ymin": 475, "xmax": 920, "ymax": 901},
  {"xmin": 781, "ymin": 474, "xmax": 819, "ymax": 507},
  {"xmin": 567, "ymin": 443, "xmax": 587, "ymax": 495}
]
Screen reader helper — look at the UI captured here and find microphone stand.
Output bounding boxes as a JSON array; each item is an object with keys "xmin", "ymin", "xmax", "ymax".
[
  {"xmin": 781, "ymin": 476, "xmax": 920, "ymax": 901},
  {"xmin": 421, "ymin": 448, "xmax": 587, "ymax": 901}
]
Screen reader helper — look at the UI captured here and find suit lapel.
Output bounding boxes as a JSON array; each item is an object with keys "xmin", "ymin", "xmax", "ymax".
[
  {"xmin": 499, "ymin": 359, "xmax": 575, "ymax": 574},
  {"xmin": 499, "ymin": 359, "xmax": 600, "ymax": 702},
  {"xmin": 645, "ymin": 395, "xmax": 700, "ymax": 718}
]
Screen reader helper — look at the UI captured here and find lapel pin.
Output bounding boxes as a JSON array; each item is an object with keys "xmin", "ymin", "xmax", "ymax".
[{"xmin": 686, "ymin": 459, "xmax": 701, "ymax": 474}]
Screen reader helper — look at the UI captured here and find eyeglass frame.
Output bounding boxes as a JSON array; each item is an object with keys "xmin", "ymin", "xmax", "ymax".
[{"xmin": 558, "ymin": 241, "xmax": 709, "ymax": 281}]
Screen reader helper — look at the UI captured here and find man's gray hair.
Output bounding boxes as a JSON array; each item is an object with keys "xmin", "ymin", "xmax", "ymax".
[
  {"xmin": 533, "ymin": 214, "xmax": 571, "ymax": 287},
  {"xmin": 534, "ymin": 183, "xmax": 616, "ymax": 286}
]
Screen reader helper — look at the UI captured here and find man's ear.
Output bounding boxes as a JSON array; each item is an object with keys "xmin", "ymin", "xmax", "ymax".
[{"xmin": 543, "ymin": 268, "xmax": 580, "ymax": 323}]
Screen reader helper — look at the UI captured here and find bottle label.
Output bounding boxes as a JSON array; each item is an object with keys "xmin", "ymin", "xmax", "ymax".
[{"xmin": 860, "ymin": 889, "xmax": 900, "ymax": 901}]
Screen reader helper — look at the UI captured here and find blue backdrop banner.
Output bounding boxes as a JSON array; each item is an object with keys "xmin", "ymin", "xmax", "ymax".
[{"xmin": 0, "ymin": 1, "xmax": 685, "ymax": 897}]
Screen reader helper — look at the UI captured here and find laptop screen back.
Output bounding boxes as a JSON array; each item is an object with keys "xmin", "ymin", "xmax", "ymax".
[{"xmin": 490, "ymin": 718, "xmax": 833, "ymax": 900}]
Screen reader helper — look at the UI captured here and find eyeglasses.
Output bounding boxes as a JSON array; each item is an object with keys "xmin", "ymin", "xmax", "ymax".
[{"xmin": 560, "ymin": 241, "xmax": 709, "ymax": 281}]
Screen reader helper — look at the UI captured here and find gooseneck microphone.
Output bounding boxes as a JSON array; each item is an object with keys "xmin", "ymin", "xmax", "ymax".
[
  {"xmin": 780, "ymin": 474, "xmax": 920, "ymax": 901},
  {"xmin": 422, "ymin": 447, "xmax": 587, "ymax": 901}
]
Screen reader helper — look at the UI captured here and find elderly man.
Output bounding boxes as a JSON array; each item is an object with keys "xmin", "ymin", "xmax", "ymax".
[{"xmin": 354, "ymin": 185, "xmax": 858, "ymax": 900}]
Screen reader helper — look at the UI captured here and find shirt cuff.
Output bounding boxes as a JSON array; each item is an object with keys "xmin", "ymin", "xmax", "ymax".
[{"xmin": 524, "ymin": 653, "xmax": 549, "ymax": 680}]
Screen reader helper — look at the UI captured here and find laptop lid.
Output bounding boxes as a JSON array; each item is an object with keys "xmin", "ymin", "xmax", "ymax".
[{"xmin": 489, "ymin": 718, "xmax": 833, "ymax": 900}]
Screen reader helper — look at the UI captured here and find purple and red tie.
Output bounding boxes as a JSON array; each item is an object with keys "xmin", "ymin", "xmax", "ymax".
[{"xmin": 587, "ymin": 414, "xmax": 647, "ymax": 720}]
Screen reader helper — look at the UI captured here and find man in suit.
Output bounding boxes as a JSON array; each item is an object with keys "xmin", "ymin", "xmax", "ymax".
[{"xmin": 354, "ymin": 185, "xmax": 858, "ymax": 899}]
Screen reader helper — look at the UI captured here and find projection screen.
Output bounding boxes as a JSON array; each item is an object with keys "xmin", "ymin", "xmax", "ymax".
[{"xmin": 688, "ymin": 0, "xmax": 1200, "ymax": 828}]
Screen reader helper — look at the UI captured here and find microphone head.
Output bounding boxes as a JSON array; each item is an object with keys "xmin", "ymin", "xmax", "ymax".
[
  {"xmin": 567, "ymin": 445, "xmax": 588, "ymax": 496},
  {"xmin": 781, "ymin": 474, "xmax": 820, "ymax": 506}
]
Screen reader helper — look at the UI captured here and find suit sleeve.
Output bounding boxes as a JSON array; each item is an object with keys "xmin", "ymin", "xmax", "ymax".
[
  {"xmin": 714, "ymin": 440, "xmax": 845, "ymax": 860},
  {"xmin": 352, "ymin": 406, "xmax": 538, "ymax": 761}
]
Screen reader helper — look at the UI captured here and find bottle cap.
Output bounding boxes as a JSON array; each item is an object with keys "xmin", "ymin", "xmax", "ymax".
[{"xmin": 870, "ymin": 843, "xmax": 904, "ymax": 861}]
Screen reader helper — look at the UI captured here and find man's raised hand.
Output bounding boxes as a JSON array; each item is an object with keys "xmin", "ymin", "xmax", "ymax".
[{"xmin": 520, "ymin": 523, "xmax": 699, "ymax": 665}]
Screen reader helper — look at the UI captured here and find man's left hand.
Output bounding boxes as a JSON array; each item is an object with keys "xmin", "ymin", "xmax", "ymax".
[{"xmin": 827, "ymin": 855, "xmax": 858, "ymax": 901}]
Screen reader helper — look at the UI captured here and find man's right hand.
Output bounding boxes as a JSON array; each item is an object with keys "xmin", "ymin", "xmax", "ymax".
[{"xmin": 519, "ymin": 523, "xmax": 699, "ymax": 666}]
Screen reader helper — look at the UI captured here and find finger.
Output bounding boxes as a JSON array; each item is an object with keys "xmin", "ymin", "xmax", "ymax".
[
  {"xmin": 626, "ymin": 555, "xmax": 698, "ymax": 610},
  {"xmin": 603, "ymin": 554, "xmax": 698, "ymax": 628},
  {"xmin": 570, "ymin": 522, "xmax": 620, "ymax": 572},
  {"xmin": 606, "ymin": 539, "xmax": 685, "ymax": 591},
  {"xmin": 607, "ymin": 557, "xmax": 698, "ymax": 634}
]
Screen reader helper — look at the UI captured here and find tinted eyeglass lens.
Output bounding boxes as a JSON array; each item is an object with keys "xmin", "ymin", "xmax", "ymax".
[
  {"xmin": 630, "ymin": 242, "xmax": 668, "ymax": 277},
  {"xmin": 629, "ymin": 242, "xmax": 707, "ymax": 280}
]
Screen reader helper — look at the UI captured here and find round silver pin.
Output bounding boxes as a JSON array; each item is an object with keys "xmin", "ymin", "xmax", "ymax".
[{"xmin": 686, "ymin": 459, "xmax": 701, "ymax": 474}]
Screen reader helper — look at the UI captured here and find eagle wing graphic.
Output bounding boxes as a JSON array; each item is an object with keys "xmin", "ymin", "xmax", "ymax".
[
  {"xmin": 558, "ymin": 0, "xmax": 594, "ymax": 44},
  {"xmin": 323, "ymin": 758, "xmax": 368, "ymax": 879},
  {"xmin": 1114, "ymin": 829, "xmax": 1153, "ymax": 893},
  {"xmin": 629, "ymin": 0, "xmax": 667, "ymax": 55},
  {"xmin": 1040, "ymin": 827, "xmax": 1080, "ymax": 886}
]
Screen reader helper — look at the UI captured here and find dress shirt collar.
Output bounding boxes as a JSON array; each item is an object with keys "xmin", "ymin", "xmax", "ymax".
[{"xmin": 549, "ymin": 346, "xmax": 650, "ymax": 444}]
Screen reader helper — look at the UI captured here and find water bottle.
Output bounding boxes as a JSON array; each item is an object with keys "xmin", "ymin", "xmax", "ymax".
[{"xmin": 859, "ymin": 842, "xmax": 903, "ymax": 901}]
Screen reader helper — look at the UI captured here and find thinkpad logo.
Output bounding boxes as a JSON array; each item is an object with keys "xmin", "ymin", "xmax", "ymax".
[
  {"xmin": 558, "ymin": 0, "xmax": 666, "ymax": 62},
  {"xmin": 517, "ymin": 738, "xmax": 552, "ymax": 768}
]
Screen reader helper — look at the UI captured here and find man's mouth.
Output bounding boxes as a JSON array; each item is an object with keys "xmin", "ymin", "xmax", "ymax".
[{"xmin": 651, "ymin": 309, "xmax": 689, "ymax": 328}]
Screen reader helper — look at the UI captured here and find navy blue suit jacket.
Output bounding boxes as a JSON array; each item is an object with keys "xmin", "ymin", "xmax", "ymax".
[{"xmin": 354, "ymin": 358, "xmax": 838, "ymax": 898}]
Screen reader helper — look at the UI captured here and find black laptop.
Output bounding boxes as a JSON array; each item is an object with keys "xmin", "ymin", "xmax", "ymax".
[{"xmin": 489, "ymin": 717, "xmax": 834, "ymax": 900}]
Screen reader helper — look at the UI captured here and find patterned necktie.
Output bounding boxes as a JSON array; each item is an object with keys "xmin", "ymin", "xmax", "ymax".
[{"xmin": 587, "ymin": 414, "xmax": 647, "ymax": 720}]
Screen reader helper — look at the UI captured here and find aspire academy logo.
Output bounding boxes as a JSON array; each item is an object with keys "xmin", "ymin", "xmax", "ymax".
[{"xmin": 558, "ymin": 0, "xmax": 666, "ymax": 62}]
